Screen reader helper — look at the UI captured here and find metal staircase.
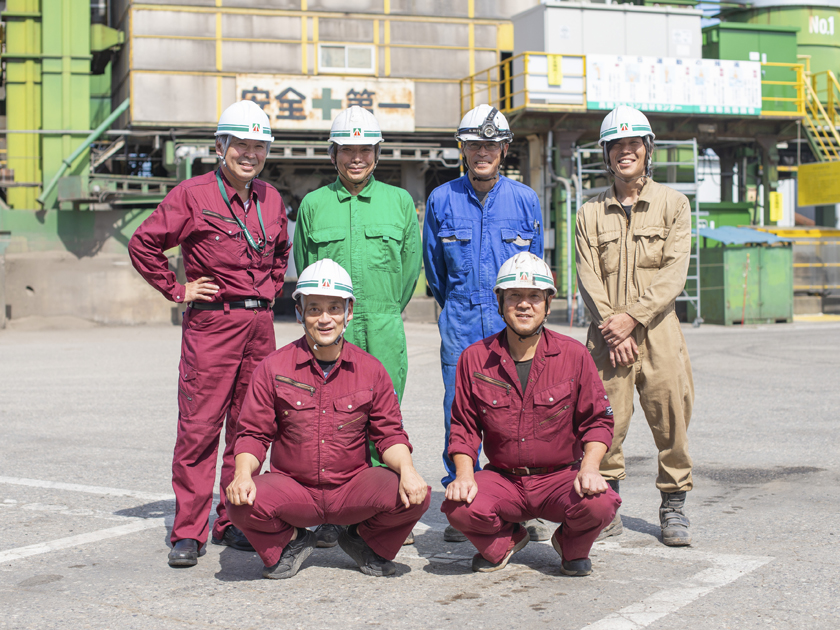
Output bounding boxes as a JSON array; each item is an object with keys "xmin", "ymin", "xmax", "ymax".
[{"xmin": 803, "ymin": 70, "xmax": 840, "ymax": 162}]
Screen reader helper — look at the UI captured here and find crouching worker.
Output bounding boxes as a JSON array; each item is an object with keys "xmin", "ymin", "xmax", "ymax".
[
  {"xmin": 441, "ymin": 253, "xmax": 620, "ymax": 576},
  {"xmin": 225, "ymin": 259, "xmax": 430, "ymax": 579}
]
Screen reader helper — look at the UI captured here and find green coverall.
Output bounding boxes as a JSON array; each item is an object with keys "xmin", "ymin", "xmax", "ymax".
[{"xmin": 293, "ymin": 176, "xmax": 422, "ymax": 463}]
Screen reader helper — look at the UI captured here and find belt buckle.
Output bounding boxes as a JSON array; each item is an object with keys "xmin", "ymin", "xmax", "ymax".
[{"xmin": 244, "ymin": 299, "xmax": 258, "ymax": 309}]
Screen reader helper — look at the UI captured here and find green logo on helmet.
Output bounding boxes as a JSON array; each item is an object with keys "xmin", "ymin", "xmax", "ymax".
[{"xmin": 251, "ymin": 123, "xmax": 261, "ymax": 133}]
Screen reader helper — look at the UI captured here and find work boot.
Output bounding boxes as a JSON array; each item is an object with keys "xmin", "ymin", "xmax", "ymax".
[
  {"xmin": 471, "ymin": 524, "xmax": 529, "ymax": 573},
  {"xmin": 523, "ymin": 518, "xmax": 554, "ymax": 541},
  {"xmin": 263, "ymin": 528, "xmax": 317, "ymax": 579},
  {"xmin": 659, "ymin": 490, "xmax": 692, "ymax": 546},
  {"xmin": 403, "ymin": 530, "xmax": 416, "ymax": 546},
  {"xmin": 313, "ymin": 523, "xmax": 344, "ymax": 548},
  {"xmin": 338, "ymin": 525, "xmax": 396, "ymax": 577},
  {"xmin": 595, "ymin": 479, "xmax": 623, "ymax": 541},
  {"xmin": 551, "ymin": 526, "xmax": 592, "ymax": 577},
  {"xmin": 167, "ymin": 539, "xmax": 204, "ymax": 568},
  {"xmin": 211, "ymin": 525, "xmax": 255, "ymax": 552},
  {"xmin": 444, "ymin": 524, "xmax": 468, "ymax": 542}
]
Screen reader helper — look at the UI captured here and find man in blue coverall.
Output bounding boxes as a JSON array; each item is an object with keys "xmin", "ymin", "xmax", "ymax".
[{"xmin": 423, "ymin": 104, "xmax": 546, "ymax": 542}]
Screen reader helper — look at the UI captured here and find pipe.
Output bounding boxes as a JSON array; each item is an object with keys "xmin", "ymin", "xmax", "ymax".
[
  {"xmin": 36, "ymin": 98, "xmax": 130, "ymax": 207},
  {"xmin": 545, "ymin": 130, "xmax": 574, "ymax": 321}
]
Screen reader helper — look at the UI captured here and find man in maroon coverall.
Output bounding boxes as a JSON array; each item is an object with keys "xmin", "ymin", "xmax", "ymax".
[
  {"xmin": 441, "ymin": 253, "xmax": 620, "ymax": 576},
  {"xmin": 226, "ymin": 258, "xmax": 430, "ymax": 579},
  {"xmin": 128, "ymin": 101, "xmax": 290, "ymax": 567}
]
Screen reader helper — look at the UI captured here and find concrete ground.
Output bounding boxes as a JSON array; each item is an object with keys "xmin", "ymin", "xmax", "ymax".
[{"xmin": 0, "ymin": 316, "xmax": 838, "ymax": 629}]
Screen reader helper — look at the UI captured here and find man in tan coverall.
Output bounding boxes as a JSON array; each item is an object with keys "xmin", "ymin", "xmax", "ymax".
[{"xmin": 575, "ymin": 106, "xmax": 694, "ymax": 547}]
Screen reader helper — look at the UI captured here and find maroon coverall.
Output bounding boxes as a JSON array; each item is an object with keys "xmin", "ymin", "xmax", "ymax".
[
  {"xmin": 227, "ymin": 337, "xmax": 431, "ymax": 567},
  {"xmin": 442, "ymin": 328, "xmax": 620, "ymax": 563},
  {"xmin": 128, "ymin": 170, "xmax": 290, "ymax": 546}
]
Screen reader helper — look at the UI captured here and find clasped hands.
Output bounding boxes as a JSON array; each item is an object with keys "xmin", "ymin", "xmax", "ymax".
[{"xmin": 599, "ymin": 313, "xmax": 639, "ymax": 368}]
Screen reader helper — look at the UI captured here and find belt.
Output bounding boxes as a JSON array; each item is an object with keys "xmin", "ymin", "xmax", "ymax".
[
  {"xmin": 485, "ymin": 461, "xmax": 579, "ymax": 476},
  {"xmin": 189, "ymin": 299, "xmax": 269, "ymax": 310}
]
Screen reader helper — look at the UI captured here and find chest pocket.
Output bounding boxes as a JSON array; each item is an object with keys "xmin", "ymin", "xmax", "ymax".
[
  {"xmin": 202, "ymin": 209, "xmax": 247, "ymax": 263},
  {"xmin": 438, "ymin": 225, "xmax": 473, "ymax": 274},
  {"xmin": 333, "ymin": 389, "xmax": 373, "ymax": 444},
  {"xmin": 472, "ymin": 375, "xmax": 512, "ymax": 438},
  {"xmin": 260, "ymin": 221, "xmax": 284, "ymax": 261},
  {"xmin": 596, "ymin": 230, "xmax": 621, "ymax": 277},
  {"xmin": 533, "ymin": 380, "xmax": 573, "ymax": 441},
  {"xmin": 501, "ymin": 227, "xmax": 536, "ymax": 260},
  {"xmin": 275, "ymin": 378, "xmax": 318, "ymax": 444},
  {"xmin": 364, "ymin": 224, "xmax": 403, "ymax": 273},
  {"xmin": 633, "ymin": 226, "xmax": 669, "ymax": 269},
  {"xmin": 310, "ymin": 227, "xmax": 346, "ymax": 263}
]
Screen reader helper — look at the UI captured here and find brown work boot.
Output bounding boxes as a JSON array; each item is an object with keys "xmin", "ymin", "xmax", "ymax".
[{"xmin": 660, "ymin": 490, "xmax": 691, "ymax": 546}]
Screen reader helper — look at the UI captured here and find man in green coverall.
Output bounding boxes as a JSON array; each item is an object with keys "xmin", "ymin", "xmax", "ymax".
[{"xmin": 293, "ymin": 105, "xmax": 422, "ymax": 546}]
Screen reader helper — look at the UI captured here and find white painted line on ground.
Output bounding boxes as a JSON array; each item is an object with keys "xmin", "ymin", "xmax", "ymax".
[
  {"xmin": 0, "ymin": 476, "xmax": 174, "ymax": 502},
  {"xmin": 581, "ymin": 542, "xmax": 773, "ymax": 630},
  {"xmin": 0, "ymin": 518, "xmax": 165, "ymax": 564}
]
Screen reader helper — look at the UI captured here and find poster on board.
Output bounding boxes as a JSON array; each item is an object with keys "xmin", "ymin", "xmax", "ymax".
[{"xmin": 587, "ymin": 55, "xmax": 762, "ymax": 115}]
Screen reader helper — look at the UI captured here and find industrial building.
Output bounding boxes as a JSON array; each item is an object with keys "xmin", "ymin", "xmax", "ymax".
[{"xmin": 1, "ymin": 0, "xmax": 839, "ymax": 326}]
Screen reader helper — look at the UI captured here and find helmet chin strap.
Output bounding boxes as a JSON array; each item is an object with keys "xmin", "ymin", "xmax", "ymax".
[
  {"xmin": 298, "ymin": 299, "xmax": 351, "ymax": 351},
  {"xmin": 497, "ymin": 297, "xmax": 547, "ymax": 342}
]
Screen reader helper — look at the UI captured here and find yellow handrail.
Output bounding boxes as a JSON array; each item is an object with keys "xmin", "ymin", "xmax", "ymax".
[{"xmin": 801, "ymin": 77, "xmax": 840, "ymax": 161}]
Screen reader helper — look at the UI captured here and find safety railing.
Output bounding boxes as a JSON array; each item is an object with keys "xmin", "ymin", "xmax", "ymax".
[
  {"xmin": 802, "ymin": 78, "xmax": 840, "ymax": 162},
  {"xmin": 810, "ymin": 70, "xmax": 840, "ymax": 129},
  {"xmin": 459, "ymin": 51, "xmax": 587, "ymax": 118},
  {"xmin": 760, "ymin": 62, "xmax": 805, "ymax": 117}
]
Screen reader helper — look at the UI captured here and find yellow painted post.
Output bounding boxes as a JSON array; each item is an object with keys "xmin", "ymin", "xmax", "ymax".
[
  {"xmin": 313, "ymin": 16, "xmax": 319, "ymax": 75},
  {"xmin": 301, "ymin": 16, "xmax": 307, "ymax": 74},
  {"xmin": 373, "ymin": 19, "xmax": 379, "ymax": 78},
  {"xmin": 384, "ymin": 20, "xmax": 390, "ymax": 77}
]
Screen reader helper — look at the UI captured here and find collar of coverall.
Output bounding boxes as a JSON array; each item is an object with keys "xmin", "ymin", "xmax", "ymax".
[
  {"xmin": 218, "ymin": 166, "xmax": 261, "ymax": 204},
  {"xmin": 292, "ymin": 335, "xmax": 357, "ymax": 370},
  {"xmin": 605, "ymin": 177, "xmax": 657, "ymax": 213},
  {"xmin": 466, "ymin": 173, "xmax": 504, "ymax": 202},
  {"xmin": 489, "ymin": 326, "xmax": 563, "ymax": 362},
  {"xmin": 334, "ymin": 175, "xmax": 377, "ymax": 201}
]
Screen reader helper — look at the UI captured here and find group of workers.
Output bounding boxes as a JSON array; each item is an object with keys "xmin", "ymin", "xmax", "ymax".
[{"xmin": 128, "ymin": 98, "xmax": 694, "ymax": 579}]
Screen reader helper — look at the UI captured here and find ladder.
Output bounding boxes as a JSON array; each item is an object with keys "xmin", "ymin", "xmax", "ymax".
[
  {"xmin": 573, "ymin": 139, "xmax": 702, "ymax": 326},
  {"xmin": 803, "ymin": 70, "xmax": 840, "ymax": 162}
]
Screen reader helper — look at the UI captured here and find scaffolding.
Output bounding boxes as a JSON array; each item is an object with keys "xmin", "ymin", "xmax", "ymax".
[{"xmin": 573, "ymin": 139, "xmax": 702, "ymax": 326}]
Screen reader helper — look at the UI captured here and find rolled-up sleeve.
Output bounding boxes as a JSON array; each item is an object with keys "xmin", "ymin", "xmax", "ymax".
[
  {"xmin": 128, "ymin": 186, "xmax": 195, "ymax": 303},
  {"xmin": 233, "ymin": 361, "xmax": 278, "ymax": 464},
  {"xmin": 447, "ymin": 354, "xmax": 482, "ymax": 464},
  {"xmin": 368, "ymin": 366, "xmax": 413, "ymax": 457},
  {"xmin": 573, "ymin": 350, "xmax": 614, "ymax": 449}
]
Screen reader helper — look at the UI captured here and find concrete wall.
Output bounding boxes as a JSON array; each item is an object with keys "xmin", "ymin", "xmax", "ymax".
[{"xmin": 4, "ymin": 251, "xmax": 177, "ymax": 325}]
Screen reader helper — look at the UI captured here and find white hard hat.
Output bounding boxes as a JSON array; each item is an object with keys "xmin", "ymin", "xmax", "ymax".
[
  {"xmin": 598, "ymin": 106, "xmax": 655, "ymax": 146},
  {"xmin": 494, "ymin": 252, "xmax": 556, "ymax": 297},
  {"xmin": 456, "ymin": 104, "xmax": 513, "ymax": 143},
  {"xmin": 215, "ymin": 100, "xmax": 274, "ymax": 142},
  {"xmin": 293, "ymin": 259, "xmax": 355, "ymax": 303},
  {"xmin": 329, "ymin": 106, "xmax": 383, "ymax": 145}
]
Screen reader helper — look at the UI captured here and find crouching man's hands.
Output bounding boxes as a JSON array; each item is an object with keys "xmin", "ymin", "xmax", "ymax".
[
  {"xmin": 574, "ymin": 441, "xmax": 610, "ymax": 498},
  {"xmin": 445, "ymin": 454, "xmax": 479, "ymax": 504},
  {"xmin": 382, "ymin": 444, "xmax": 429, "ymax": 509},
  {"xmin": 225, "ymin": 453, "xmax": 261, "ymax": 506}
]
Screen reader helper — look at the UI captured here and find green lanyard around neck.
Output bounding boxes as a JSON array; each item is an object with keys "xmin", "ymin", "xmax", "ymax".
[{"xmin": 216, "ymin": 169, "xmax": 266, "ymax": 253}]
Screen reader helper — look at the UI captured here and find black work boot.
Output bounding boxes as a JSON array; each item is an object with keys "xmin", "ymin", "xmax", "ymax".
[
  {"xmin": 168, "ymin": 539, "xmax": 204, "ymax": 567},
  {"xmin": 263, "ymin": 528, "xmax": 317, "ymax": 579},
  {"xmin": 595, "ymin": 479, "xmax": 623, "ymax": 541},
  {"xmin": 338, "ymin": 525, "xmax": 396, "ymax": 577},
  {"xmin": 313, "ymin": 523, "xmax": 344, "ymax": 548},
  {"xmin": 211, "ymin": 525, "xmax": 255, "ymax": 552},
  {"xmin": 660, "ymin": 490, "xmax": 691, "ymax": 546}
]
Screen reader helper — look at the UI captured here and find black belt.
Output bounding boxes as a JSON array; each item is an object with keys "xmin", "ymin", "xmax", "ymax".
[
  {"xmin": 189, "ymin": 299, "xmax": 269, "ymax": 310},
  {"xmin": 485, "ymin": 461, "xmax": 579, "ymax": 476}
]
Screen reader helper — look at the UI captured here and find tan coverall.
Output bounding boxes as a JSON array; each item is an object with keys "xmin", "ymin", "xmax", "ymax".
[{"xmin": 575, "ymin": 179, "xmax": 694, "ymax": 493}]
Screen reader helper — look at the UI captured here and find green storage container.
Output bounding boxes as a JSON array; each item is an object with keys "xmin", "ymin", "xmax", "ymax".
[
  {"xmin": 699, "ymin": 202, "xmax": 754, "ymax": 245},
  {"xmin": 702, "ymin": 23, "xmax": 800, "ymax": 114},
  {"xmin": 699, "ymin": 244, "xmax": 794, "ymax": 325}
]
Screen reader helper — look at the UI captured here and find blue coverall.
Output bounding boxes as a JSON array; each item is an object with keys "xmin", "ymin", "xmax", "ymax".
[{"xmin": 423, "ymin": 174, "xmax": 544, "ymax": 487}]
